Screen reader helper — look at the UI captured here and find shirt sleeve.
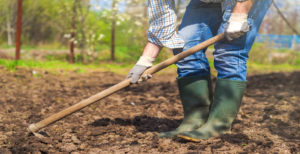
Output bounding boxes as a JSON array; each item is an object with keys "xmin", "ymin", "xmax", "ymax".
[
  {"xmin": 201, "ymin": 0, "xmax": 234, "ymax": 11},
  {"xmin": 201, "ymin": 0, "xmax": 223, "ymax": 2},
  {"xmin": 147, "ymin": 0, "xmax": 184, "ymax": 49}
]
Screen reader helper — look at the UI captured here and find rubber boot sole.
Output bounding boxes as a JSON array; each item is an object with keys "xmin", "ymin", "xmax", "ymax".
[{"xmin": 177, "ymin": 134, "xmax": 201, "ymax": 142}]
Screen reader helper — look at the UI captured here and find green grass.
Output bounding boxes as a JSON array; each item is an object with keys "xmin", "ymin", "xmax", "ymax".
[
  {"xmin": 1, "ymin": 58, "xmax": 299, "ymax": 78},
  {"xmin": 247, "ymin": 62, "xmax": 300, "ymax": 73},
  {"xmin": 0, "ymin": 59, "xmax": 133, "ymax": 75},
  {"xmin": 0, "ymin": 42, "xmax": 67, "ymax": 51},
  {"xmin": 1, "ymin": 42, "xmax": 300, "ymax": 77},
  {"xmin": 0, "ymin": 44, "xmax": 14, "ymax": 49}
]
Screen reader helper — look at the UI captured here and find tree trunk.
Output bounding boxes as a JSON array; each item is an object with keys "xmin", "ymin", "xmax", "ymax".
[
  {"xmin": 272, "ymin": 1, "xmax": 299, "ymax": 35},
  {"xmin": 143, "ymin": 2, "xmax": 148, "ymax": 38},
  {"xmin": 110, "ymin": 0, "xmax": 117, "ymax": 61},
  {"xmin": 78, "ymin": 1, "xmax": 89, "ymax": 64},
  {"xmin": 176, "ymin": 0, "xmax": 184, "ymax": 21},
  {"xmin": 80, "ymin": 32, "xmax": 87, "ymax": 64},
  {"xmin": 78, "ymin": 15, "xmax": 86, "ymax": 64},
  {"xmin": 69, "ymin": 0, "xmax": 77, "ymax": 64},
  {"xmin": 176, "ymin": 0, "xmax": 182, "ymax": 14},
  {"xmin": 15, "ymin": 0, "xmax": 23, "ymax": 60},
  {"xmin": 6, "ymin": 14, "xmax": 13, "ymax": 46}
]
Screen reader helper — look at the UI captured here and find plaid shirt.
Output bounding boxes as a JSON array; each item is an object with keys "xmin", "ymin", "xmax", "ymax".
[{"xmin": 147, "ymin": 0, "xmax": 236, "ymax": 49}]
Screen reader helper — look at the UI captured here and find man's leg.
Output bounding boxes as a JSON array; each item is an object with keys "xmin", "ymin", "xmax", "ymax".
[
  {"xmin": 158, "ymin": 0, "xmax": 222, "ymax": 138},
  {"xmin": 178, "ymin": 0, "xmax": 272, "ymax": 141},
  {"xmin": 214, "ymin": 0, "xmax": 273, "ymax": 81}
]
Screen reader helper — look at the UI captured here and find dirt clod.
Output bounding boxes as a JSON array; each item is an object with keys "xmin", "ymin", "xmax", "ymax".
[
  {"xmin": 0, "ymin": 68, "xmax": 299, "ymax": 153},
  {"xmin": 60, "ymin": 143, "xmax": 77, "ymax": 152}
]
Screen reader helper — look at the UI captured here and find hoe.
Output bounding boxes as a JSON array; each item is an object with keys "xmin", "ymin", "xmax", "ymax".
[{"xmin": 28, "ymin": 33, "xmax": 224, "ymax": 138}]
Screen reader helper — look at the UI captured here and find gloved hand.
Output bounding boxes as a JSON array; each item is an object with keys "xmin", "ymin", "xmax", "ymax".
[
  {"xmin": 225, "ymin": 13, "xmax": 250, "ymax": 41},
  {"xmin": 127, "ymin": 56, "xmax": 155, "ymax": 84}
]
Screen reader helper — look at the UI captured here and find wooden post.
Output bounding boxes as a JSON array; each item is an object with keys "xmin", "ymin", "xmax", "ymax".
[
  {"xmin": 69, "ymin": 0, "xmax": 77, "ymax": 64},
  {"xmin": 15, "ymin": 0, "xmax": 23, "ymax": 60},
  {"xmin": 110, "ymin": 0, "xmax": 117, "ymax": 61}
]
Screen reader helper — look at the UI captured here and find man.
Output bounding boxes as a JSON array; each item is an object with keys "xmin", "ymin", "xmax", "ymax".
[{"xmin": 127, "ymin": 0, "xmax": 272, "ymax": 142}]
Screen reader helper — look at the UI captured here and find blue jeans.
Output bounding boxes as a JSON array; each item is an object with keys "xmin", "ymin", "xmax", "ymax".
[{"xmin": 173, "ymin": 0, "xmax": 272, "ymax": 81}]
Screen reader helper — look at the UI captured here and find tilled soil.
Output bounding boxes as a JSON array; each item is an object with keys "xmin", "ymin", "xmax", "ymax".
[{"xmin": 0, "ymin": 67, "xmax": 299, "ymax": 153}]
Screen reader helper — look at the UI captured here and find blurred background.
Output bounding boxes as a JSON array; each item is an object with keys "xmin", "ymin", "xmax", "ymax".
[
  {"xmin": 1, "ymin": 1, "xmax": 299, "ymax": 153},
  {"xmin": 0, "ymin": 0, "xmax": 299, "ymax": 73}
]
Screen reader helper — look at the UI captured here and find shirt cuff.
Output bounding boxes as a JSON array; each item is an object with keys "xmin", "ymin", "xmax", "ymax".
[{"xmin": 147, "ymin": 31, "xmax": 185, "ymax": 49}]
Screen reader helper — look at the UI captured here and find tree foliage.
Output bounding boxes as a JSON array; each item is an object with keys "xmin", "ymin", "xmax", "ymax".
[{"xmin": 0, "ymin": 0, "xmax": 297, "ymax": 63}]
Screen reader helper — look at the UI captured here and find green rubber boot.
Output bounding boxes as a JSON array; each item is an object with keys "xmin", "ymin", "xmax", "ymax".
[
  {"xmin": 158, "ymin": 76, "xmax": 212, "ymax": 138},
  {"xmin": 178, "ymin": 79, "xmax": 247, "ymax": 142}
]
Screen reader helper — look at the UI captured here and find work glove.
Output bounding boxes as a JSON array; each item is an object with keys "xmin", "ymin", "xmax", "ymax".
[
  {"xmin": 225, "ymin": 13, "xmax": 250, "ymax": 41},
  {"xmin": 127, "ymin": 56, "xmax": 155, "ymax": 84}
]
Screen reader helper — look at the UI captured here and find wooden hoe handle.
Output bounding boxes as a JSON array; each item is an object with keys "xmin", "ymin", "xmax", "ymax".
[{"xmin": 28, "ymin": 33, "xmax": 225, "ymax": 133}]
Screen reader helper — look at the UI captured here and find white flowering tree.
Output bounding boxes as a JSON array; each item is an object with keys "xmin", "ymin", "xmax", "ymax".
[
  {"xmin": 89, "ymin": 0, "xmax": 149, "ymax": 62},
  {"xmin": 0, "ymin": 0, "xmax": 186, "ymax": 62}
]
